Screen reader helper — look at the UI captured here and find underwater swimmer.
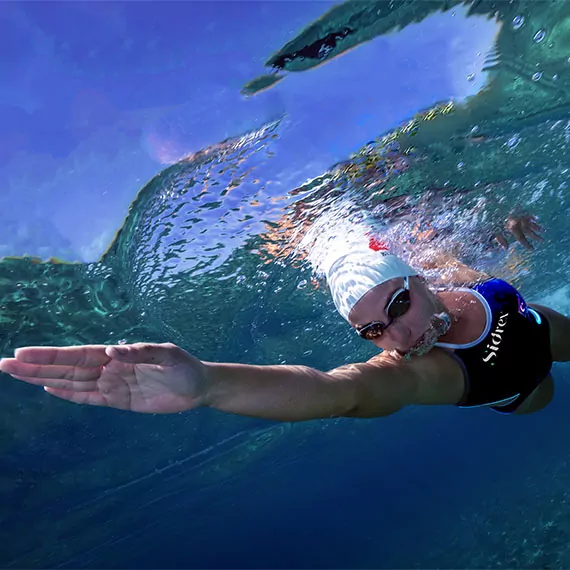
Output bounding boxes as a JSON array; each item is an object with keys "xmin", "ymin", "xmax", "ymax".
[{"xmin": 1, "ymin": 247, "xmax": 569, "ymax": 420}]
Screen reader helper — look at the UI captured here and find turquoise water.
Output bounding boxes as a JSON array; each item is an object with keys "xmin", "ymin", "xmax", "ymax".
[{"xmin": 3, "ymin": 1, "xmax": 570, "ymax": 568}]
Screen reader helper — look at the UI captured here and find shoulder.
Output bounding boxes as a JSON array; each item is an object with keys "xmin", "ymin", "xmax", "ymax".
[
  {"xmin": 368, "ymin": 349, "xmax": 467, "ymax": 406},
  {"xmin": 331, "ymin": 348, "xmax": 465, "ymax": 409}
]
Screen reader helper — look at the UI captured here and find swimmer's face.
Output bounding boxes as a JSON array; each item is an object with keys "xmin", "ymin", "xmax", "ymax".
[{"xmin": 348, "ymin": 276, "xmax": 443, "ymax": 354}]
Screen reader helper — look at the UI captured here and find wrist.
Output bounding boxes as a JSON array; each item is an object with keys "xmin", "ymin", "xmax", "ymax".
[{"xmin": 198, "ymin": 361, "xmax": 225, "ymax": 408}]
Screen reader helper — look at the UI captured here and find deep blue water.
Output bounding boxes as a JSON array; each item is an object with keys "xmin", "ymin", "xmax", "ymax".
[{"xmin": 41, "ymin": 362, "xmax": 570, "ymax": 568}]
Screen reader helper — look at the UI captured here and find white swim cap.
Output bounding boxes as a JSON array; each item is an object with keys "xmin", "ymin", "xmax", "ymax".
[{"xmin": 326, "ymin": 249, "xmax": 417, "ymax": 321}]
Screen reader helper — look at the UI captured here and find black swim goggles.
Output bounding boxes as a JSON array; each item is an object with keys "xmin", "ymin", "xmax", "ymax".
[{"xmin": 355, "ymin": 276, "xmax": 411, "ymax": 340}]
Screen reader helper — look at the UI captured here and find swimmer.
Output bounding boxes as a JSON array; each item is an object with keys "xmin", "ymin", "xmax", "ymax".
[{"xmin": 1, "ymin": 246, "xmax": 569, "ymax": 419}]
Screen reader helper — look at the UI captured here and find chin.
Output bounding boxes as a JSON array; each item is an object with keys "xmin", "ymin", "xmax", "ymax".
[
  {"xmin": 392, "ymin": 342, "xmax": 434, "ymax": 361},
  {"xmin": 403, "ymin": 313, "xmax": 451, "ymax": 359}
]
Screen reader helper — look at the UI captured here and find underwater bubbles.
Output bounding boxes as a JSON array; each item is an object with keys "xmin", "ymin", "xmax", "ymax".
[
  {"xmin": 506, "ymin": 134, "xmax": 521, "ymax": 149},
  {"xmin": 512, "ymin": 15, "xmax": 525, "ymax": 30},
  {"xmin": 533, "ymin": 29, "xmax": 546, "ymax": 43}
]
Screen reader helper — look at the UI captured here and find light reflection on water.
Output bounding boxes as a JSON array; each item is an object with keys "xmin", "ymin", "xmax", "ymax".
[{"xmin": 104, "ymin": 111, "xmax": 570, "ymax": 327}]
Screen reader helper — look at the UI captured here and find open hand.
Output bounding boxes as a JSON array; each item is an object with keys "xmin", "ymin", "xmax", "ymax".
[
  {"xmin": 0, "ymin": 343, "xmax": 208, "ymax": 413},
  {"xmin": 494, "ymin": 214, "xmax": 544, "ymax": 251}
]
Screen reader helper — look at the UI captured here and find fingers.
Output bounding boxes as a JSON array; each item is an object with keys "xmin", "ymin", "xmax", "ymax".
[
  {"xmin": 523, "ymin": 225, "xmax": 544, "ymax": 242},
  {"xmin": 528, "ymin": 219, "xmax": 544, "ymax": 234},
  {"xmin": 44, "ymin": 387, "xmax": 108, "ymax": 406},
  {"xmin": 13, "ymin": 345, "xmax": 111, "ymax": 367},
  {"xmin": 4, "ymin": 342, "xmax": 182, "ymax": 369},
  {"xmin": 0, "ymin": 357, "xmax": 101, "ymax": 391},
  {"xmin": 493, "ymin": 233, "xmax": 509, "ymax": 249},
  {"xmin": 1, "ymin": 343, "xmax": 184, "ymax": 387},
  {"xmin": 7, "ymin": 374, "xmax": 99, "ymax": 392},
  {"xmin": 0, "ymin": 358, "xmax": 102, "ymax": 381},
  {"xmin": 105, "ymin": 343, "xmax": 182, "ymax": 366},
  {"xmin": 510, "ymin": 226, "xmax": 534, "ymax": 250},
  {"xmin": 503, "ymin": 215, "xmax": 545, "ymax": 250}
]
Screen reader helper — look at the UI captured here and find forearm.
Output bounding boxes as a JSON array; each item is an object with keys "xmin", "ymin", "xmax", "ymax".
[{"xmin": 202, "ymin": 362, "xmax": 358, "ymax": 422}]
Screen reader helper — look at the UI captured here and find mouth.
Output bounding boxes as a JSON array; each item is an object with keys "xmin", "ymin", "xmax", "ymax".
[
  {"xmin": 400, "ymin": 313, "xmax": 451, "ymax": 359},
  {"xmin": 395, "ymin": 334, "xmax": 428, "ymax": 359}
]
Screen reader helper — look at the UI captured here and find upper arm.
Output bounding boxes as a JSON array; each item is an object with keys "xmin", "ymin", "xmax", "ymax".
[{"xmin": 328, "ymin": 349, "xmax": 466, "ymax": 418}]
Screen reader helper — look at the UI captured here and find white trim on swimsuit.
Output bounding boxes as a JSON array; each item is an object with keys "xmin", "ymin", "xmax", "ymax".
[{"xmin": 434, "ymin": 287, "xmax": 493, "ymax": 350}]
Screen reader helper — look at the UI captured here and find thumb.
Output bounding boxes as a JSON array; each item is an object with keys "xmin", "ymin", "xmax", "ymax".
[{"xmin": 105, "ymin": 343, "xmax": 181, "ymax": 366}]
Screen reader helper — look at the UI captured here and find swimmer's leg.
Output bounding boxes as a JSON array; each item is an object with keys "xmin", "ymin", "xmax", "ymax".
[{"xmin": 529, "ymin": 304, "xmax": 570, "ymax": 362}]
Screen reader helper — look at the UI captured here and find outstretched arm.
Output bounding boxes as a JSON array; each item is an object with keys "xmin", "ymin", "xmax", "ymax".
[{"xmin": 0, "ymin": 343, "xmax": 465, "ymax": 422}]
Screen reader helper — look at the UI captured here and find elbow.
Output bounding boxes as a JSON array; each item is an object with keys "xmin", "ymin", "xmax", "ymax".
[
  {"xmin": 342, "ymin": 402, "xmax": 402, "ymax": 419},
  {"xmin": 342, "ymin": 383, "xmax": 404, "ymax": 419},
  {"xmin": 324, "ymin": 366, "xmax": 404, "ymax": 419}
]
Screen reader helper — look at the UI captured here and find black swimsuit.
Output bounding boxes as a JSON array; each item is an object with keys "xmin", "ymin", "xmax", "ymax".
[{"xmin": 435, "ymin": 278, "xmax": 553, "ymax": 414}]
